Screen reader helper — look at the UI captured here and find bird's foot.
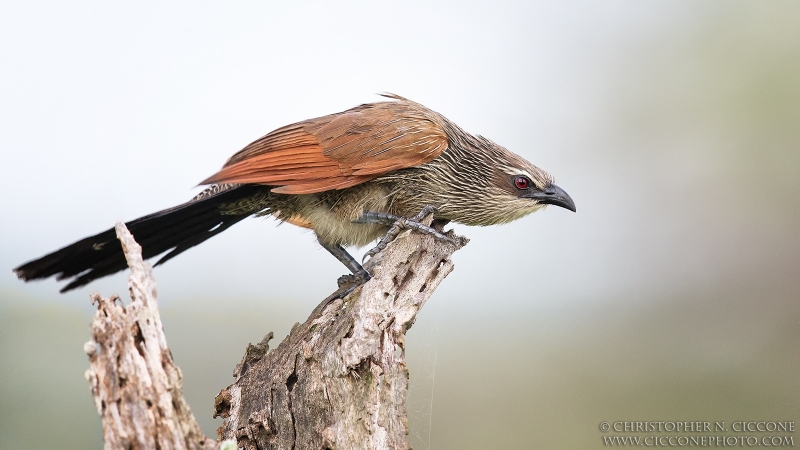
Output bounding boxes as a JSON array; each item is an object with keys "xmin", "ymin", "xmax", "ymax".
[
  {"xmin": 319, "ymin": 273, "xmax": 370, "ymax": 307},
  {"xmin": 357, "ymin": 206, "xmax": 459, "ymax": 262},
  {"xmin": 315, "ymin": 271, "xmax": 371, "ymax": 314},
  {"xmin": 336, "ymin": 273, "xmax": 370, "ymax": 288},
  {"xmin": 337, "ymin": 274, "xmax": 356, "ymax": 288}
]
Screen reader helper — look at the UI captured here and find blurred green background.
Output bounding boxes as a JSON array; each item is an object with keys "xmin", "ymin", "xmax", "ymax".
[{"xmin": 1, "ymin": 1, "xmax": 798, "ymax": 448}]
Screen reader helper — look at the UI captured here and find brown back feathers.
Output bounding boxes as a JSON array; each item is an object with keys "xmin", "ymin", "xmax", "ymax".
[{"xmin": 200, "ymin": 95, "xmax": 449, "ymax": 194}]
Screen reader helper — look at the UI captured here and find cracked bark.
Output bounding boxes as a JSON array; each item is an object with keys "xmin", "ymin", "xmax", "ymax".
[
  {"xmin": 85, "ymin": 218, "xmax": 466, "ymax": 450},
  {"xmin": 84, "ymin": 223, "xmax": 223, "ymax": 450},
  {"xmin": 215, "ymin": 217, "xmax": 467, "ymax": 450}
]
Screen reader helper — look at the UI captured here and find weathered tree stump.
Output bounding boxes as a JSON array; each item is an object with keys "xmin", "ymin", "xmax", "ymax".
[
  {"xmin": 84, "ymin": 220, "xmax": 466, "ymax": 450},
  {"xmin": 84, "ymin": 223, "xmax": 218, "ymax": 450}
]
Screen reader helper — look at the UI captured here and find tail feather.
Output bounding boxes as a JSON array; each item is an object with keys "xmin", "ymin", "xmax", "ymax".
[{"xmin": 14, "ymin": 184, "xmax": 266, "ymax": 292}]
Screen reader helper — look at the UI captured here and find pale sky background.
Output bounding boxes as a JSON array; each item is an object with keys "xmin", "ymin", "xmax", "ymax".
[{"xmin": 1, "ymin": 1, "xmax": 798, "ymax": 449}]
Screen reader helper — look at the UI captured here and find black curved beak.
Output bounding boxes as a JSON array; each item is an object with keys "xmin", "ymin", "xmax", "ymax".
[{"xmin": 525, "ymin": 183, "xmax": 576, "ymax": 212}]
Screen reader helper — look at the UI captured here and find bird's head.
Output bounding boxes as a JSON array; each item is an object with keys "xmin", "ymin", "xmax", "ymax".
[
  {"xmin": 459, "ymin": 136, "xmax": 576, "ymax": 225},
  {"xmin": 495, "ymin": 161, "xmax": 576, "ymax": 213},
  {"xmin": 472, "ymin": 153, "xmax": 575, "ymax": 225},
  {"xmin": 418, "ymin": 136, "xmax": 576, "ymax": 226}
]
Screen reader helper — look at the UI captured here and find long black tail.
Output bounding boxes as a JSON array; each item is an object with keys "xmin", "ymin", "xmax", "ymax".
[{"xmin": 14, "ymin": 184, "xmax": 267, "ymax": 293}]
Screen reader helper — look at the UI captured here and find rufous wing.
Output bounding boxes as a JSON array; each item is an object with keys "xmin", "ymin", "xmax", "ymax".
[{"xmin": 200, "ymin": 98, "xmax": 449, "ymax": 194}]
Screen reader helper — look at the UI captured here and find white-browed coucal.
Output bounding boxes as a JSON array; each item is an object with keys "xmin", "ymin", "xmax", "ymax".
[{"xmin": 14, "ymin": 94, "xmax": 576, "ymax": 292}]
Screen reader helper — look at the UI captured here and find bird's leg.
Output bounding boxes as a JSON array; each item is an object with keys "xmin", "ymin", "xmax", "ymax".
[
  {"xmin": 357, "ymin": 205, "xmax": 455, "ymax": 261},
  {"xmin": 318, "ymin": 240, "xmax": 371, "ymax": 295}
]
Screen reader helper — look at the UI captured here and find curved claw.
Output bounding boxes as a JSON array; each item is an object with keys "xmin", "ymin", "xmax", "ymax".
[
  {"xmin": 363, "ymin": 227, "xmax": 396, "ymax": 262},
  {"xmin": 411, "ymin": 205, "xmax": 438, "ymax": 222},
  {"xmin": 362, "ymin": 248, "xmax": 377, "ymax": 264}
]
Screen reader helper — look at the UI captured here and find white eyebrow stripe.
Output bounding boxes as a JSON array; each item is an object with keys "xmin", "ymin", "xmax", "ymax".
[{"xmin": 499, "ymin": 165, "xmax": 533, "ymax": 180}]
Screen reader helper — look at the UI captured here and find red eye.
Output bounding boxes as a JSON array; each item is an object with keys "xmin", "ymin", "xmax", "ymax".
[{"xmin": 514, "ymin": 176, "xmax": 529, "ymax": 190}]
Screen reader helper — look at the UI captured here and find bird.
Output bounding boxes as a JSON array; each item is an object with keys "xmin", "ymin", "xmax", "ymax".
[{"xmin": 14, "ymin": 94, "xmax": 576, "ymax": 293}]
